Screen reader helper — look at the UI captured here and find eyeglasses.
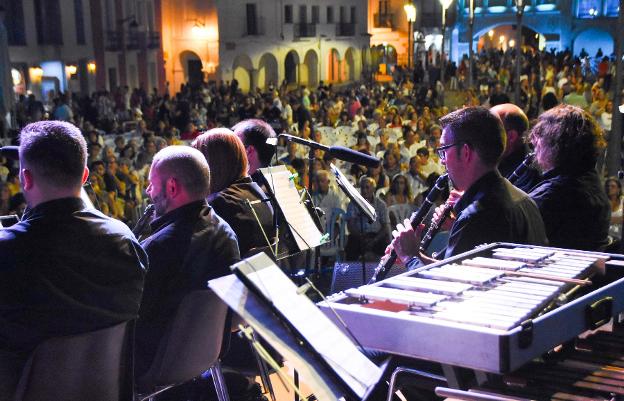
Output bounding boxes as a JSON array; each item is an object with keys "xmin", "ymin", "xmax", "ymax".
[{"xmin": 435, "ymin": 142, "xmax": 463, "ymax": 161}]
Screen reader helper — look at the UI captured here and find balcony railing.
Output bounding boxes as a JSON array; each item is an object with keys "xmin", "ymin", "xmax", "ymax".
[
  {"xmin": 105, "ymin": 30, "xmax": 161, "ymax": 51},
  {"xmin": 373, "ymin": 13, "xmax": 394, "ymax": 29},
  {"xmin": 294, "ymin": 23, "xmax": 316, "ymax": 38},
  {"xmin": 336, "ymin": 23, "xmax": 355, "ymax": 37},
  {"xmin": 105, "ymin": 30, "xmax": 123, "ymax": 51}
]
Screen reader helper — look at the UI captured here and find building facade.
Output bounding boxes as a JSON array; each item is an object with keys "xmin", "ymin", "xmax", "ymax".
[
  {"xmin": 5, "ymin": 0, "xmax": 166, "ymax": 100},
  {"xmin": 161, "ymin": 0, "xmax": 371, "ymax": 93}
]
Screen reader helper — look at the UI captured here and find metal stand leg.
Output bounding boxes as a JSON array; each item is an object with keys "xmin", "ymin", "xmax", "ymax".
[
  {"xmin": 294, "ymin": 369, "xmax": 299, "ymax": 401},
  {"xmin": 210, "ymin": 362, "xmax": 231, "ymax": 401},
  {"xmin": 251, "ymin": 332, "xmax": 276, "ymax": 401}
]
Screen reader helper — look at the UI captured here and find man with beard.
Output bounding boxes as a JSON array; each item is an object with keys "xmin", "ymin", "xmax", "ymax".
[{"xmin": 135, "ymin": 146, "xmax": 240, "ymax": 375}]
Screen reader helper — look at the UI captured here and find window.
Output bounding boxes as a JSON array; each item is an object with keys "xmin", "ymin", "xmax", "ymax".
[
  {"xmin": 74, "ymin": 0, "xmax": 85, "ymax": 45},
  {"xmin": 312, "ymin": 6, "xmax": 319, "ymax": 24},
  {"xmin": 34, "ymin": 0, "xmax": 63, "ymax": 45},
  {"xmin": 350, "ymin": 6, "xmax": 356, "ymax": 23},
  {"xmin": 327, "ymin": 6, "xmax": 334, "ymax": 23},
  {"xmin": 299, "ymin": 5, "xmax": 307, "ymax": 23},
  {"xmin": 378, "ymin": 0, "xmax": 389, "ymax": 14},
  {"xmin": 246, "ymin": 3, "xmax": 258, "ymax": 35},
  {"xmin": 576, "ymin": 0, "xmax": 601, "ymax": 17},
  {"xmin": 339, "ymin": 6, "xmax": 346, "ymax": 23},
  {"xmin": 0, "ymin": 0, "xmax": 26, "ymax": 45},
  {"xmin": 284, "ymin": 5, "xmax": 293, "ymax": 23}
]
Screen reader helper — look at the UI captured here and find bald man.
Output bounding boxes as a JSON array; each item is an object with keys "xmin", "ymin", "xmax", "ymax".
[
  {"xmin": 136, "ymin": 146, "xmax": 240, "ymax": 374},
  {"xmin": 491, "ymin": 103, "xmax": 542, "ymax": 192}
]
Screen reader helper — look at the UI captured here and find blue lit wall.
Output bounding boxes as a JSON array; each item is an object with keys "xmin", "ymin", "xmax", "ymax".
[{"xmin": 573, "ymin": 28, "xmax": 614, "ymax": 58}]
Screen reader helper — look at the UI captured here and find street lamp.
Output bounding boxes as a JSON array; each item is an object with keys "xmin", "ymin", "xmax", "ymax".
[
  {"xmin": 404, "ymin": 1, "xmax": 416, "ymax": 69},
  {"xmin": 514, "ymin": 0, "xmax": 525, "ymax": 106},
  {"xmin": 439, "ymin": 0, "xmax": 453, "ymax": 87},
  {"xmin": 467, "ymin": 0, "xmax": 475, "ymax": 89}
]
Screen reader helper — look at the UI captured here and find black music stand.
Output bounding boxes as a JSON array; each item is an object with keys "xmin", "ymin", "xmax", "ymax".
[
  {"xmin": 258, "ymin": 165, "xmax": 325, "ymax": 261},
  {"xmin": 330, "ymin": 163, "xmax": 377, "ymax": 285},
  {"xmin": 209, "ymin": 253, "xmax": 386, "ymax": 401}
]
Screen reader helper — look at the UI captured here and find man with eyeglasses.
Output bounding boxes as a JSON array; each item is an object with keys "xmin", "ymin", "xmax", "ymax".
[{"xmin": 391, "ymin": 107, "xmax": 547, "ymax": 265}]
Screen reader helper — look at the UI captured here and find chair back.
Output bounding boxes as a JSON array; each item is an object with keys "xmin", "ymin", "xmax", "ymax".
[
  {"xmin": 388, "ymin": 203, "xmax": 415, "ymax": 227},
  {"xmin": 14, "ymin": 320, "xmax": 133, "ymax": 401},
  {"xmin": 320, "ymin": 208, "xmax": 347, "ymax": 261},
  {"xmin": 137, "ymin": 290, "xmax": 228, "ymax": 391}
]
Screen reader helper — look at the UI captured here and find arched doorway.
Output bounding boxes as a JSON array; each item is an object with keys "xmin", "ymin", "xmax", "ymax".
[
  {"xmin": 328, "ymin": 49, "xmax": 340, "ymax": 83},
  {"xmin": 344, "ymin": 48, "xmax": 356, "ymax": 82},
  {"xmin": 284, "ymin": 50, "xmax": 300, "ymax": 86},
  {"xmin": 476, "ymin": 25, "xmax": 542, "ymax": 52},
  {"xmin": 258, "ymin": 53, "xmax": 278, "ymax": 92},
  {"xmin": 573, "ymin": 29, "xmax": 614, "ymax": 59},
  {"xmin": 179, "ymin": 51, "xmax": 203, "ymax": 88},
  {"xmin": 303, "ymin": 50, "xmax": 318, "ymax": 88},
  {"xmin": 232, "ymin": 54, "xmax": 254, "ymax": 93}
]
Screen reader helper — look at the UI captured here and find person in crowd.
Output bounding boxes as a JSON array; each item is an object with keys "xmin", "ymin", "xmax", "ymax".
[
  {"xmin": 192, "ymin": 128, "xmax": 275, "ymax": 258},
  {"xmin": 345, "ymin": 176, "xmax": 390, "ymax": 261},
  {"xmin": 0, "ymin": 121, "xmax": 146, "ymax": 398},
  {"xmin": 528, "ymin": 105, "xmax": 610, "ymax": 251},
  {"xmin": 605, "ymin": 177, "xmax": 622, "ymax": 241},
  {"xmin": 136, "ymin": 145, "xmax": 240, "ymax": 375},
  {"xmin": 312, "ymin": 169, "xmax": 345, "ymax": 228},
  {"xmin": 490, "ymin": 103, "xmax": 542, "ymax": 192},
  {"xmin": 391, "ymin": 107, "xmax": 547, "ymax": 266}
]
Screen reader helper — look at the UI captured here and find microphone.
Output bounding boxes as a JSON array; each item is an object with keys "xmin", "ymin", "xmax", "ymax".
[{"xmin": 272, "ymin": 134, "xmax": 381, "ymax": 168}]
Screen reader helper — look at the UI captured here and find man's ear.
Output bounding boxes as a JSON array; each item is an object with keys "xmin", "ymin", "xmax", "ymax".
[
  {"xmin": 166, "ymin": 177, "xmax": 178, "ymax": 197},
  {"xmin": 81, "ymin": 167, "xmax": 89, "ymax": 186},
  {"xmin": 247, "ymin": 145, "xmax": 257, "ymax": 159},
  {"xmin": 21, "ymin": 168, "xmax": 34, "ymax": 191},
  {"xmin": 507, "ymin": 130, "xmax": 519, "ymax": 147}
]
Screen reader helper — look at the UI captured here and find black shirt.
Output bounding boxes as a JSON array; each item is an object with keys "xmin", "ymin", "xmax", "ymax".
[
  {"xmin": 209, "ymin": 177, "xmax": 275, "ymax": 258},
  {"xmin": 529, "ymin": 168, "xmax": 610, "ymax": 251},
  {"xmin": 0, "ymin": 197, "xmax": 147, "ymax": 355},
  {"xmin": 136, "ymin": 200, "xmax": 240, "ymax": 372},
  {"xmin": 444, "ymin": 171, "xmax": 548, "ymax": 258},
  {"xmin": 498, "ymin": 145, "xmax": 542, "ymax": 193}
]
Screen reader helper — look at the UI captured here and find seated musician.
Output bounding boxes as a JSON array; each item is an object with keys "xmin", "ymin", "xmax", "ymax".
[
  {"xmin": 527, "ymin": 105, "xmax": 610, "ymax": 251},
  {"xmin": 0, "ymin": 121, "xmax": 147, "ymax": 399},
  {"xmin": 391, "ymin": 106, "xmax": 548, "ymax": 266},
  {"xmin": 192, "ymin": 128, "xmax": 275, "ymax": 257}
]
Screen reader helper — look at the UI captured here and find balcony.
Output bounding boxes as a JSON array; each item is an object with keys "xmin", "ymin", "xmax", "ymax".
[
  {"xmin": 146, "ymin": 32, "xmax": 160, "ymax": 49},
  {"xmin": 294, "ymin": 23, "xmax": 316, "ymax": 38},
  {"xmin": 336, "ymin": 23, "xmax": 355, "ymax": 37},
  {"xmin": 373, "ymin": 13, "xmax": 395, "ymax": 29},
  {"xmin": 245, "ymin": 17, "xmax": 266, "ymax": 36}
]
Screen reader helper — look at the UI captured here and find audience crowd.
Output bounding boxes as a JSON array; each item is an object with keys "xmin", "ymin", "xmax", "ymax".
[{"xmin": 1, "ymin": 45, "xmax": 620, "ymax": 244}]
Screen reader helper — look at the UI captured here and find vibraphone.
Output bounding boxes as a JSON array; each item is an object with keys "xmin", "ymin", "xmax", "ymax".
[
  {"xmin": 319, "ymin": 243, "xmax": 624, "ymax": 374},
  {"xmin": 435, "ymin": 327, "xmax": 624, "ymax": 400}
]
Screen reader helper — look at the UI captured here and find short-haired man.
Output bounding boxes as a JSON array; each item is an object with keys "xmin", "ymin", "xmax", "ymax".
[
  {"xmin": 528, "ymin": 105, "xmax": 610, "ymax": 251},
  {"xmin": 0, "ymin": 121, "xmax": 147, "ymax": 398},
  {"xmin": 232, "ymin": 118, "xmax": 277, "ymax": 179},
  {"xmin": 392, "ymin": 107, "xmax": 547, "ymax": 264},
  {"xmin": 491, "ymin": 103, "xmax": 541, "ymax": 192},
  {"xmin": 136, "ymin": 145, "xmax": 240, "ymax": 374}
]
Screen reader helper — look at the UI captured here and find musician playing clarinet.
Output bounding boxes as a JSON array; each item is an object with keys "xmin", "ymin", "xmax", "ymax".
[
  {"xmin": 491, "ymin": 103, "xmax": 542, "ymax": 192},
  {"xmin": 527, "ymin": 105, "xmax": 610, "ymax": 251},
  {"xmin": 391, "ymin": 107, "xmax": 547, "ymax": 267}
]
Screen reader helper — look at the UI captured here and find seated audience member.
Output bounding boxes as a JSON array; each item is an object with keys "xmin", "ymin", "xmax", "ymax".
[
  {"xmin": 312, "ymin": 169, "xmax": 345, "ymax": 228},
  {"xmin": 193, "ymin": 128, "xmax": 275, "ymax": 257},
  {"xmin": 136, "ymin": 146, "xmax": 240, "ymax": 375},
  {"xmin": 528, "ymin": 105, "xmax": 610, "ymax": 251},
  {"xmin": 605, "ymin": 177, "xmax": 623, "ymax": 240},
  {"xmin": 0, "ymin": 121, "xmax": 147, "ymax": 399},
  {"xmin": 345, "ymin": 176, "xmax": 390, "ymax": 261}
]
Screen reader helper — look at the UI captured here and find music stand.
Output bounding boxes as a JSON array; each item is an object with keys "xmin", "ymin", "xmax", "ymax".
[
  {"xmin": 330, "ymin": 163, "xmax": 377, "ymax": 285},
  {"xmin": 258, "ymin": 165, "xmax": 325, "ymax": 260}
]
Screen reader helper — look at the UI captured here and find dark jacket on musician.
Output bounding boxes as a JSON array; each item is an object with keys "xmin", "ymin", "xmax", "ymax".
[
  {"xmin": 209, "ymin": 176, "xmax": 275, "ymax": 258},
  {"xmin": 136, "ymin": 200, "xmax": 240, "ymax": 374},
  {"xmin": 529, "ymin": 168, "xmax": 610, "ymax": 251},
  {"xmin": 0, "ymin": 197, "xmax": 147, "ymax": 356},
  {"xmin": 444, "ymin": 171, "xmax": 548, "ymax": 258},
  {"xmin": 498, "ymin": 145, "xmax": 541, "ymax": 193}
]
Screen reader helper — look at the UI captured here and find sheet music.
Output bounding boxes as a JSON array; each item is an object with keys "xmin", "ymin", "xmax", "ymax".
[
  {"xmin": 223, "ymin": 253, "xmax": 383, "ymax": 399},
  {"xmin": 260, "ymin": 165, "xmax": 323, "ymax": 251},
  {"xmin": 330, "ymin": 163, "xmax": 377, "ymax": 222}
]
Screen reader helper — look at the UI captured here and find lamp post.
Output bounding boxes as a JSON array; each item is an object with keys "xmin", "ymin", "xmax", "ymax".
[
  {"xmin": 404, "ymin": 1, "xmax": 416, "ymax": 70},
  {"xmin": 514, "ymin": 0, "xmax": 524, "ymax": 106},
  {"xmin": 467, "ymin": 0, "xmax": 474, "ymax": 89},
  {"xmin": 439, "ymin": 0, "xmax": 453, "ymax": 88}
]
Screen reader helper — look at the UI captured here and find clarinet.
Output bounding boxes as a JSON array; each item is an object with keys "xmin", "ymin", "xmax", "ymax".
[
  {"xmin": 368, "ymin": 174, "xmax": 448, "ymax": 284},
  {"xmin": 418, "ymin": 199, "xmax": 454, "ymax": 256},
  {"xmin": 506, "ymin": 152, "xmax": 534, "ymax": 184},
  {"xmin": 132, "ymin": 204, "xmax": 155, "ymax": 239}
]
